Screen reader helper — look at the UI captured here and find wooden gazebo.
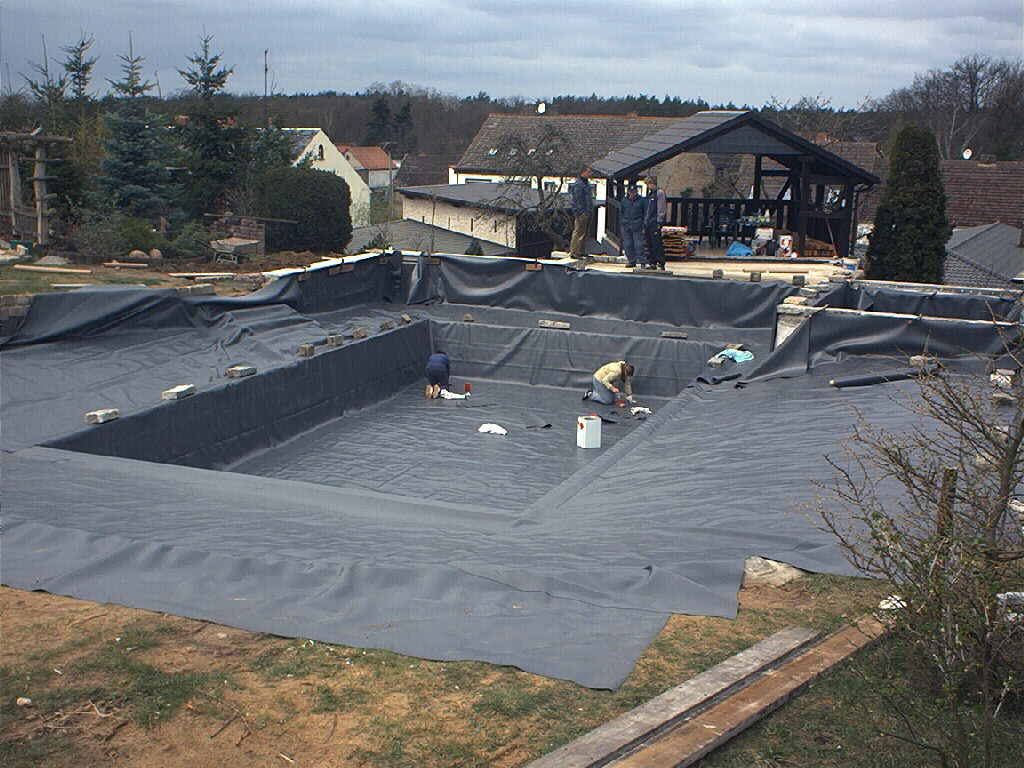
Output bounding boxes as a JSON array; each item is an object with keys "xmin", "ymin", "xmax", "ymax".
[
  {"xmin": 591, "ymin": 111, "xmax": 880, "ymax": 259},
  {"xmin": 1, "ymin": 130, "xmax": 72, "ymax": 246}
]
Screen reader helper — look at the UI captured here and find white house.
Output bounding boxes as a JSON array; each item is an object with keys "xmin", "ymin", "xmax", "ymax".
[
  {"xmin": 282, "ymin": 128, "xmax": 372, "ymax": 226},
  {"xmin": 337, "ymin": 145, "xmax": 400, "ymax": 191},
  {"xmin": 448, "ymin": 114, "xmax": 689, "ymax": 244}
]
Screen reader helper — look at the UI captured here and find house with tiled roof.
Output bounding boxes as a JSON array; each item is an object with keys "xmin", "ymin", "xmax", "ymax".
[
  {"xmin": 281, "ymin": 128, "xmax": 371, "ymax": 226},
  {"xmin": 940, "ymin": 160, "xmax": 1024, "ymax": 228},
  {"xmin": 944, "ymin": 222, "xmax": 1024, "ymax": 289},
  {"xmin": 449, "ymin": 113, "xmax": 691, "ymax": 246},
  {"xmin": 336, "ymin": 144, "xmax": 400, "ymax": 190}
]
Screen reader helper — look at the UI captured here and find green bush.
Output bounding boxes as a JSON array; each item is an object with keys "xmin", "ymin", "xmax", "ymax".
[
  {"xmin": 163, "ymin": 223, "xmax": 213, "ymax": 260},
  {"xmin": 74, "ymin": 214, "xmax": 162, "ymax": 260},
  {"xmin": 255, "ymin": 166, "xmax": 352, "ymax": 253}
]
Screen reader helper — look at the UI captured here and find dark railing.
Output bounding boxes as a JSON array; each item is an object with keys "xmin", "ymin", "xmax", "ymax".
[{"xmin": 606, "ymin": 196, "xmax": 795, "ymax": 248}]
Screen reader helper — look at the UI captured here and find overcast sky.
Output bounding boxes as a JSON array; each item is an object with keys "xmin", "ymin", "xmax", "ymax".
[{"xmin": 3, "ymin": 0, "xmax": 1021, "ymax": 108}]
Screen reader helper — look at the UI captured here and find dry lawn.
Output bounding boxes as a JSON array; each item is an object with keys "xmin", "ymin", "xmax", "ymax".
[{"xmin": 1, "ymin": 575, "xmax": 888, "ymax": 768}]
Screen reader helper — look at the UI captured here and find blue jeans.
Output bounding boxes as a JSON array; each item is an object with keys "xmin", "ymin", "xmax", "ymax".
[
  {"xmin": 621, "ymin": 228, "xmax": 645, "ymax": 266},
  {"xmin": 588, "ymin": 375, "xmax": 615, "ymax": 405}
]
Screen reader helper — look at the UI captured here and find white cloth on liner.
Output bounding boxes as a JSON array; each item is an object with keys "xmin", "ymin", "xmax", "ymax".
[
  {"xmin": 630, "ymin": 406, "xmax": 652, "ymax": 415},
  {"xmin": 439, "ymin": 388, "xmax": 468, "ymax": 399},
  {"xmin": 477, "ymin": 423, "xmax": 507, "ymax": 435}
]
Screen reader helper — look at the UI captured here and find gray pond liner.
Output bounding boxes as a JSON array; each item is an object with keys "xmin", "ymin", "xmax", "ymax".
[{"xmin": 1, "ymin": 253, "xmax": 1016, "ymax": 688}]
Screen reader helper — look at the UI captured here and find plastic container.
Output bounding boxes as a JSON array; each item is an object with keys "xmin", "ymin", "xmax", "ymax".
[{"xmin": 577, "ymin": 414, "xmax": 601, "ymax": 449}]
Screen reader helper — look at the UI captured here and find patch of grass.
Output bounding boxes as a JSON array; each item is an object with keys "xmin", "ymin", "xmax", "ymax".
[
  {"xmin": 252, "ymin": 638, "xmax": 346, "ymax": 679},
  {"xmin": 700, "ymin": 639, "xmax": 1024, "ymax": 768},
  {"xmin": 309, "ymin": 683, "xmax": 369, "ymax": 712},
  {"xmin": 473, "ymin": 681, "xmax": 558, "ymax": 719},
  {"xmin": 74, "ymin": 625, "xmax": 216, "ymax": 727},
  {"xmin": 0, "ymin": 737, "xmax": 70, "ymax": 768}
]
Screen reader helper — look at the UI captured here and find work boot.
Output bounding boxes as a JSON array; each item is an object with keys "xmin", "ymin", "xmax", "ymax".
[
  {"xmin": 425, "ymin": 383, "xmax": 432, "ymax": 399},
  {"xmin": 582, "ymin": 389, "xmax": 592, "ymax": 401},
  {"xmin": 432, "ymin": 384, "xmax": 441, "ymax": 398}
]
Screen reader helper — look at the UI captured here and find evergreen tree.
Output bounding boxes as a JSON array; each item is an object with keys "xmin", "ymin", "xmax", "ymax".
[
  {"xmin": 94, "ymin": 39, "xmax": 172, "ymax": 220},
  {"xmin": 393, "ymin": 102, "xmax": 415, "ymax": 153},
  {"xmin": 54, "ymin": 33, "xmax": 102, "ymax": 223},
  {"xmin": 61, "ymin": 34, "xmax": 98, "ymax": 103},
  {"xmin": 178, "ymin": 34, "xmax": 248, "ymax": 217},
  {"xmin": 866, "ymin": 124, "xmax": 951, "ymax": 283},
  {"xmin": 363, "ymin": 95, "xmax": 391, "ymax": 145}
]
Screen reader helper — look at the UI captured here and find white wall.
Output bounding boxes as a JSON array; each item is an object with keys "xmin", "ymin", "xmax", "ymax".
[
  {"xmin": 292, "ymin": 130, "xmax": 372, "ymax": 227},
  {"xmin": 400, "ymin": 194, "xmax": 516, "ymax": 247},
  {"xmin": 449, "ymin": 170, "xmax": 609, "ymax": 241}
]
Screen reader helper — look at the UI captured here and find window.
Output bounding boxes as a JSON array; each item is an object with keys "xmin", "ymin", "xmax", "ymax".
[
  {"xmin": 465, "ymin": 177, "xmax": 491, "ymax": 184},
  {"xmin": 316, "ymin": 144, "xmax": 324, "ymax": 160}
]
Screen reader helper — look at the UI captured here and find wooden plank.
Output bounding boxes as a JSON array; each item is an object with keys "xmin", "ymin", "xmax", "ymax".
[
  {"xmin": 608, "ymin": 617, "xmax": 885, "ymax": 768},
  {"xmin": 103, "ymin": 261, "xmax": 149, "ymax": 269},
  {"xmin": 13, "ymin": 263, "xmax": 91, "ymax": 274},
  {"xmin": 524, "ymin": 626, "xmax": 819, "ymax": 768},
  {"xmin": 167, "ymin": 272, "xmax": 235, "ymax": 279}
]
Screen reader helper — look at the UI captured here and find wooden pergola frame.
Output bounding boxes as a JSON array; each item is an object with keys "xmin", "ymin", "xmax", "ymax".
[
  {"xmin": 1, "ymin": 130, "xmax": 72, "ymax": 246},
  {"xmin": 592, "ymin": 111, "xmax": 879, "ymax": 260}
]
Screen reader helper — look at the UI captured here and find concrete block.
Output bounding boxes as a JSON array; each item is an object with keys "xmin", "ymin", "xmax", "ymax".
[
  {"xmin": 538, "ymin": 319, "xmax": 570, "ymax": 329},
  {"xmin": 749, "ymin": 271, "xmax": 761, "ymax": 282},
  {"xmin": 461, "ymin": 313, "xmax": 474, "ymax": 323},
  {"xmin": 798, "ymin": 287, "xmax": 819, "ymax": 297},
  {"xmin": 792, "ymin": 274, "xmax": 806, "ymax": 287},
  {"xmin": 351, "ymin": 327, "xmax": 368, "ymax": 340},
  {"xmin": 661, "ymin": 330, "xmax": 689, "ymax": 339},
  {"xmin": 85, "ymin": 408, "xmax": 120, "ymax": 424},
  {"xmin": 161, "ymin": 384, "xmax": 197, "ymax": 400},
  {"xmin": 325, "ymin": 334, "xmax": 344, "ymax": 346},
  {"xmin": 379, "ymin": 319, "xmax": 395, "ymax": 331},
  {"xmin": 225, "ymin": 364, "xmax": 256, "ymax": 378},
  {"xmin": 0, "ymin": 294, "xmax": 16, "ymax": 307},
  {"xmin": 297, "ymin": 343, "xmax": 316, "ymax": 357},
  {"xmin": 992, "ymin": 391, "xmax": 1017, "ymax": 406},
  {"xmin": 189, "ymin": 283, "xmax": 216, "ymax": 296},
  {"xmin": 176, "ymin": 286, "xmax": 191, "ymax": 297},
  {"xmin": 742, "ymin": 556, "xmax": 807, "ymax": 587},
  {"xmin": 525, "ymin": 262, "xmax": 543, "ymax": 271},
  {"xmin": 782, "ymin": 295, "xmax": 809, "ymax": 305},
  {"xmin": 712, "ymin": 268, "xmax": 724, "ymax": 279},
  {"xmin": 399, "ymin": 313, "xmax": 412, "ymax": 325},
  {"xmin": 909, "ymin": 354, "xmax": 937, "ymax": 369}
]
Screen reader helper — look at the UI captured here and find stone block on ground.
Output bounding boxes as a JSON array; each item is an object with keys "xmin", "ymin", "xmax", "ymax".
[
  {"xmin": 326, "ymin": 334, "xmax": 344, "ymax": 346},
  {"xmin": 297, "ymin": 343, "xmax": 316, "ymax": 357},
  {"xmin": 742, "ymin": 556, "xmax": 807, "ymax": 587},
  {"xmin": 538, "ymin": 319, "xmax": 570, "ymax": 329},
  {"xmin": 661, "ymin": 330, "xmax": 689, "ymax": 339},
  {"xmin": 379, "ymin": 319, "xmax": 395, "ymax": 331},
  {"xmin": 161, "ymin": 384, "xmax": 197, "ymax": 400},
  {"xmin": 351, "ymin": 327, "xmax": 368, "ymax": 340},
  {"xmin": 399, "ymin": 313, "xmax": 412, "ymax": 325},
  {"xmin": 225, "ymin": 364, "xmax": 256, "ymax": 378},
  {"xmin": 85, "ymin": 408, "xmax": 120, "ymax": 424}
]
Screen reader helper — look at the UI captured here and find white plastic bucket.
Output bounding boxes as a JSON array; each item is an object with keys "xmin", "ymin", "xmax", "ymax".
[{"xmin": 577, "ymin": 415, "xmax": 601, "ymax": 449}]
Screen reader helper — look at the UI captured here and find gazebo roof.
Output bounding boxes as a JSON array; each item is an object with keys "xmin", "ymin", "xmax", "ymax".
[{"xmin": 591, "ymin": 110, "xmax": 880, "ymax": 186}]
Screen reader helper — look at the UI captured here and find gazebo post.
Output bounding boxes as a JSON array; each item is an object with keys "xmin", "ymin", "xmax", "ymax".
[{"xmin": 797, "ymin": 159, "xmax": 810, "ymax": 257}]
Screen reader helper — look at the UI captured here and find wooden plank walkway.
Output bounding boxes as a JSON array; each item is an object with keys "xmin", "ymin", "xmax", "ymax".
[
  {"xmin": 607, "ymin": 616, "xmax": 886, "ymax": 768},
  {"xmin": 524, "ymin": 626, "xmax": 819, "ymax": 768}
]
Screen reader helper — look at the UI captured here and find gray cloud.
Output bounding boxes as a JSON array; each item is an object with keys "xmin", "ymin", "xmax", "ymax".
[{"xmin": 3, "ymin": 0, "xmax": 1021, "ymax": 107}]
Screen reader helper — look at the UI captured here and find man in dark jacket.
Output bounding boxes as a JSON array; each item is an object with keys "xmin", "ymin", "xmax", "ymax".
[
  {"xmin": 619, "ymin": 184, "xmax": 646, "ymax": 268},
  {"xmin": 643, "ymin": 175, "xmax": 667, "ymax": 270},
  {"xmin": 569, "ymin": 165, "xmax": 594, "ymax": 259},
  {"xmin": 424, "ymin": 350, "xmax": 450, "ymax": 399}
]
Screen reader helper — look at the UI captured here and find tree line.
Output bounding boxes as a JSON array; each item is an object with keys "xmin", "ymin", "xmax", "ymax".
[{"xmin": 1, "ymin": 34, "xmax": 1021, "ymax": 257}]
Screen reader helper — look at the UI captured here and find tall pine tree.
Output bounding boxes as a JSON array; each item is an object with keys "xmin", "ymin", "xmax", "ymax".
[
  {"xmin": 95, "ymin": 38, "xmax": 172, "ymax": 220},
  {"xmin": 866, "ymin": 124, "xmax": 951, "ymax": 283},
  {"xmin": 363, "ymin": 95, "xmax": 391, "ymax": 145},
  {"xmin": 178, "ymin": 34, "xmax": 248, "ymax": 217}
]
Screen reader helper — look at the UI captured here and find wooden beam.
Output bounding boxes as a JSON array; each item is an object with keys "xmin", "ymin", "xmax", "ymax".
[
  {"xmin": 14, "ymin": 264, "xmax": 92, "ymax": 274},
  {"xmin": 33, "ymin": 142, "xmax": 48, "ymax": 245},
  {"xmin": 752, "ymin": 155, "xmax": 763, "ymax": 201},
  {"xmin": 797, "ymin": 161, "xmax": 810, "ymax": 256}
]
